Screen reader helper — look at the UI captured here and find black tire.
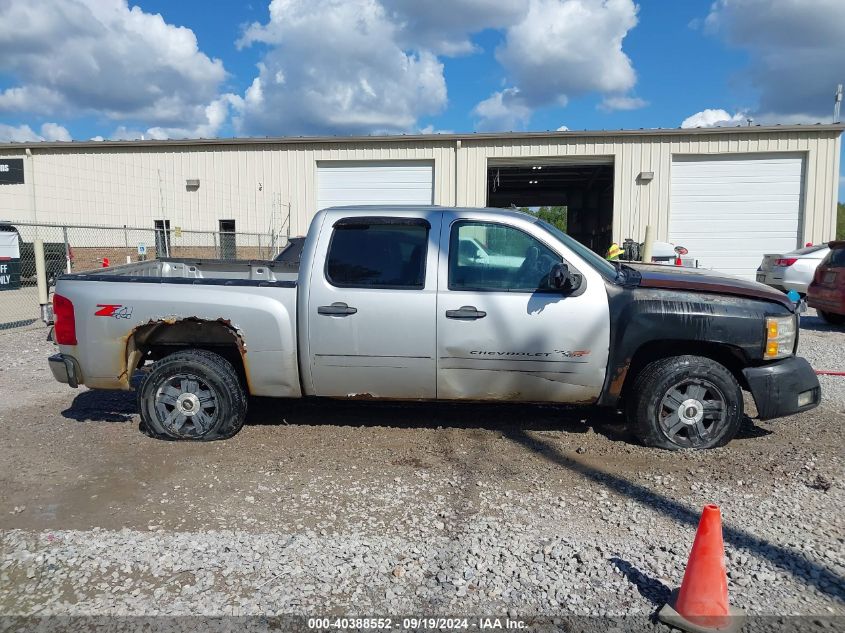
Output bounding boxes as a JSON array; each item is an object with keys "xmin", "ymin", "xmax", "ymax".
[
  {"xmin": 627, "ymin": 355, "xmax": 743, "ymax": 450},
  {"xmin": 817, "ymin": 310, "xmax": 845, "ymax": 326},
  {"xmin": 138, "ymin": 349, "xmax": 247, "ymax": 441}
]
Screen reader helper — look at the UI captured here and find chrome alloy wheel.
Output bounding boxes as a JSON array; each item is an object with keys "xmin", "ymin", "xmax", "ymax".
[
  {"xmin": 658, "ymin": 378, "xmax": 727, "ymax": 448},
  {"xmin": 154, "ymin": 373, "xmax": 218, "ymax": 438}
]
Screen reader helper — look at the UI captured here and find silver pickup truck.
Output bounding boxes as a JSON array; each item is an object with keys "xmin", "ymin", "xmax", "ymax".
[{"xmin": 48, "ymin": 205, "xmax": 820, "ymax": 450}]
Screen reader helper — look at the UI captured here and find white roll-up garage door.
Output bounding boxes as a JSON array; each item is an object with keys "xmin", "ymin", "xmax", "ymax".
[
  {"xmin": 668, "ymin": 153, "xmax": 803, "ymax": 279},
  {"xmin": 317, "ymin": 161, "xmax": 434, "ymax": 210}
]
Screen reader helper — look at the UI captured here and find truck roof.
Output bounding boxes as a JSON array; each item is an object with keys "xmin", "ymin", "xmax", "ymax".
[{"xmin": 320, "ymin": 204, "xmax": 534, "ymax": 221}]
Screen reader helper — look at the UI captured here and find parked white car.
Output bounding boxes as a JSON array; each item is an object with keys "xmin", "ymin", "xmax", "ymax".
[{"xmin": 757, "ymin": 244, "xmax": 830, "ymax": 294}]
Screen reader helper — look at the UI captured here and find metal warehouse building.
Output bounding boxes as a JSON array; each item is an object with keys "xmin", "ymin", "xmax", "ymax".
[{"xmin": 0, "ymin": 124, "xmax": 841, "ymax": 278}]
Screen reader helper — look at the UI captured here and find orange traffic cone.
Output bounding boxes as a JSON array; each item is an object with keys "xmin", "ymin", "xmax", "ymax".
[{"xmin": 658, "ymin": 504, "xmax": 745, "ymax": 633}]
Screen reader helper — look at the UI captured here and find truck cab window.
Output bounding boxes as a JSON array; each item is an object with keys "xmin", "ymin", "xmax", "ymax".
[
  {"xmin": 326, "ymin": 218, "xmax": 428, "ymax": 289},
  {"xmin": 449, "ymin": 221, "xmax": 560, "ymax": 292}
]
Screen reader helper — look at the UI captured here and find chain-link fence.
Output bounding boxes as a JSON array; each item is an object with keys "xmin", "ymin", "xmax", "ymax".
[{"xmin": 0, "ymin": 221, "xmax": 285, "ymax": 332}]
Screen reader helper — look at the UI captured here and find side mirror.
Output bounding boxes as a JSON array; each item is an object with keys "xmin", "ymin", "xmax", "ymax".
[{"xmin": 550, "ymin": 262, "xmax": 581, "ymax": 292}]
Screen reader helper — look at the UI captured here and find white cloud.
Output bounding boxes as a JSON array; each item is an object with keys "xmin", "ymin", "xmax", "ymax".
[
  {"xmin": 0, "ymin": 0, "xmax": 646, "ymax": 138},
  {"xmin": 238, "ymin": 0, "xmax": 641, "ymax": 135},
  {"xmin": 146, "ymin": 93, "xmax": 244, "ymax": 140},
  {"xmin": 556, "ymin": 125, "xmax": 569, "ymax": 131},
  {"xmin": 704, "ymin": 0, "xmax": 845, "ymax": 122},
  {"xmin": 681, "ymin": 109, "xmax": 747, "ymax": 128},
  {"xmin": 0, "ymin": 0, "xmax": 226, "ymax": 131},
  {"xmin": 0, "ymin": 123, "xmax": 41, "ymax": 142},
  {"xmin": 40, "ymin": 122, "xmax": 72, "ymax": 142},
  {"xmin": 241, "ymin": 0, "xmax": 527, "ymax": 57},
  {"xmin": 0, "ymin": 122, "xmax": 72, "ymax": 142},
  {"xmin": 472, "ymin": 88, "xmax": 532, "ymax": 131},
  {"xmin": 109, "ymin": 126, "xmax": 148, "ymax": 141},
  {"xmin": 418, "ymin": 125, "xmax": 454, "ymax": 134},
  {"xmin": 599, "ymin": 95, "xmax": 648, "ymax": 111},
  {"xmin": 380, "ymin": 0, "xmax": 528, "ymax": 56},
  {"xmin": 0, "ymin": 86, "xmax": 64, "ymax": 114},
  {"xmin": 473, "ymin": 0, "xmax": 640, "ymax": 129},
  {"xmin": 236, "ymin": 0, "xmax": 447, "ymax": 136}
]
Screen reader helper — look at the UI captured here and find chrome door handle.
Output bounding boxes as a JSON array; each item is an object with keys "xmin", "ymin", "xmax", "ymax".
[
  {"xmin": 445, "ymin": 305, "xmax": 487, "ymax": 320},
  {"xmin": 318, "ymin": 302, "xmax": 357, "ymax": 316}
]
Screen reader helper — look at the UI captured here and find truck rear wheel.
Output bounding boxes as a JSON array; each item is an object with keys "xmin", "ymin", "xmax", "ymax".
[
  {"xmin": 627, "ymin": 355, "xmax": 742, "ymax": 450},
  {"xmin": 138, "ymin": 349, "xmax": 247, "ymax": 441}
]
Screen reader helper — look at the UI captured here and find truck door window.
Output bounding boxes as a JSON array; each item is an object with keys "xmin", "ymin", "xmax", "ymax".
[
  {"xmin": 449, "ymin": 221, "xmax": 561, "ymax": 292},
  {"xmin": 326, "ymin": 217, "xmax": 429, "ymax": 289}
]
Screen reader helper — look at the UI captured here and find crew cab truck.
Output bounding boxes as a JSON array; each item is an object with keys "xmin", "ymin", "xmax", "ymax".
[{"xmin": 48, "ymin": 206, "xmax": 821, "ymax": 450}]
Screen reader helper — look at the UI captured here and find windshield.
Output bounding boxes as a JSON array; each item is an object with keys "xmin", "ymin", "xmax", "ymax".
[{"xmin": 534, "ymin": 218, "xmax": 618, "ymax": 281}]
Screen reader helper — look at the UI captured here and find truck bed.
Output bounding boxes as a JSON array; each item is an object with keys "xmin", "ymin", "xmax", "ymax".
[
  {"xmin": 53, "ymin": 257, "xmax": 300, "ymax": 397},
  {"xmin": 62, "ymin": 257, "xmax": 298, "ymax": 286}
]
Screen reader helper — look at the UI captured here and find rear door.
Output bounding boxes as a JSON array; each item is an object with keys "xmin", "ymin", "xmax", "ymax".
[
  {"xmin": 306, "ymin": 212, "xmax": 440, "ymax": 398},
  {"xmin": 435, "ymin": 212, "xmax": 611, "ymax": 403}
]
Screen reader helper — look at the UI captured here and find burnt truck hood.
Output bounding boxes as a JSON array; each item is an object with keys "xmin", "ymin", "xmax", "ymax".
[{"xmin": 627, "ymin": 263, "xmax": 794, "ymax": 310}]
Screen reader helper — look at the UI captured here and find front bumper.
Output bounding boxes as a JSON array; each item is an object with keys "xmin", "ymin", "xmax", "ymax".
[
  {"xmin": 742, "ymin": 356, "xmax": 820, "ymax": 421},
  {"xmin": 48, "ymin": 353, "xmax": 81, "ymax": 388}
]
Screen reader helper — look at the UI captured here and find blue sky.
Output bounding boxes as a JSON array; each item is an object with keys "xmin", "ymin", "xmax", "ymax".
[{"xmin": 0, "ymin": 0, "xmax": 843, "ymax": 198}]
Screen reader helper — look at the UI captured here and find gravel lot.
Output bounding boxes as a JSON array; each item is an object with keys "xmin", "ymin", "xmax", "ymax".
[
  {"xmin": 0, "ymin": 285, "xmax": 40, "ymax": 330},
  {"xmin": 1, "ymin": 312, "xmax": 843, "ymax": 629}
]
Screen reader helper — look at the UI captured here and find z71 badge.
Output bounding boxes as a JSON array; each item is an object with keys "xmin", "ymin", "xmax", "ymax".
[{"xmin": 95, "ymin": 304, "xmax": 133, "ymax": 319}]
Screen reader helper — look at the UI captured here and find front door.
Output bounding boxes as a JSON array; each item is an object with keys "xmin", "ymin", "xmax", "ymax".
[
  {"xmin": 436, "ymin": 213, "xmax": 610, "ymax": 402},
  {"xmin": 307, "ymin": 213, "xmax": 440, "ymax": 399}
]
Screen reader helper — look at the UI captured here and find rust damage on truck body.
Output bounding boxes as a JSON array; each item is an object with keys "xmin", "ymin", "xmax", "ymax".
[
  {"xmin": 118, "ymin": 316, "xmax": 251, "ymax": 392},
  {"xmin": 607, "ymin": 360, "xmax": 630, "ymax": 400}
]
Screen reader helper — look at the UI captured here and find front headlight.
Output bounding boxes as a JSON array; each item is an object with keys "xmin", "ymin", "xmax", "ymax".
[{"xmin": 764, "ymin": 315, "xmax": 796, "ymax": 359}]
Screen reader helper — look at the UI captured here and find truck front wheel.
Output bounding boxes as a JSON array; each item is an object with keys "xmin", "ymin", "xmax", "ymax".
[
  {"xmin": 138, "ymin": 349, "xmax": 247, "ymax": 441},
  {"xmin": 627, "ymin": 355, "xmax": 743, "ymax": 450}
]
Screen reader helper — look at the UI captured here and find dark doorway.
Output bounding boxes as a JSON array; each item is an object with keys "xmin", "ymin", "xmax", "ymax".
[
  {"xmin": 154, "ymin": 220, "xmax": 171, "ymax": 258},
  {"xmin": 487, "ymin": 162, "xmax": 614, "ymax": 254},
  {"xmin": 219, "ymin": 219, "xmax": 236, "ymax": 260}
]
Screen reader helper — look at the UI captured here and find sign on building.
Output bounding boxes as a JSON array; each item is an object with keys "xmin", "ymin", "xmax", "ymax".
[
  {"xmin": 0, "ymin": 228, "xmax": 21, "ymax": 290},
  {"xmin": 0, "ymin": 159, "xmax": 24, "ymax": 185}
]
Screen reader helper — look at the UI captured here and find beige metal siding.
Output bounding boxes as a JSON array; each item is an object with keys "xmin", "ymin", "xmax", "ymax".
[
  {"xmin": 456, "ymin": 129, "xmax": 841, "ymax": 245},
  {"xmin": 0, "ymin": 128, "xmax": 839, "ymax": 248},
  {"xmin": 0, "ymin": 141, "xmax": 456, "ymax": 236}
]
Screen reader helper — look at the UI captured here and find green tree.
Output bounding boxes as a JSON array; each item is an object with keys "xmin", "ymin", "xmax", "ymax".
[
  {"xmin": 837, "ymin": 202, "xmax": 844, "ymax": 240},
  {"xmin": 524, "ymin": 206, "xmax": 568, "ymax": 233}
]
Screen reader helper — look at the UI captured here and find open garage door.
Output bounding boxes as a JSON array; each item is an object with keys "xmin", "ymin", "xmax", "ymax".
[
  {"xmin": 669, "ymin": 154, "xmax": 804, "ymax": 279},
  {"xmin": 486, "ymin": 158, "xmax": 614, "ymax": 254},
  {"xmin": 317, "ymin": 161, "xmax": 434, "ymax": 210}
]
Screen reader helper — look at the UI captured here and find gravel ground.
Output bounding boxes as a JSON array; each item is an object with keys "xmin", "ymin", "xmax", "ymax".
[
  {"xmin": 0, "ymin": 313, "xmax": 843, "ymax": 630},
  {"xmin": 0, "ymin": 285, "xmax": 41, "ymax": 331}
]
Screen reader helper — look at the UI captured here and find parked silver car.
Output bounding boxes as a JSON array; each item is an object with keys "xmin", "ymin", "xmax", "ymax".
[{"xmin": 757, "ymin": 244, "xmax": 830, "ymax": 294}]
